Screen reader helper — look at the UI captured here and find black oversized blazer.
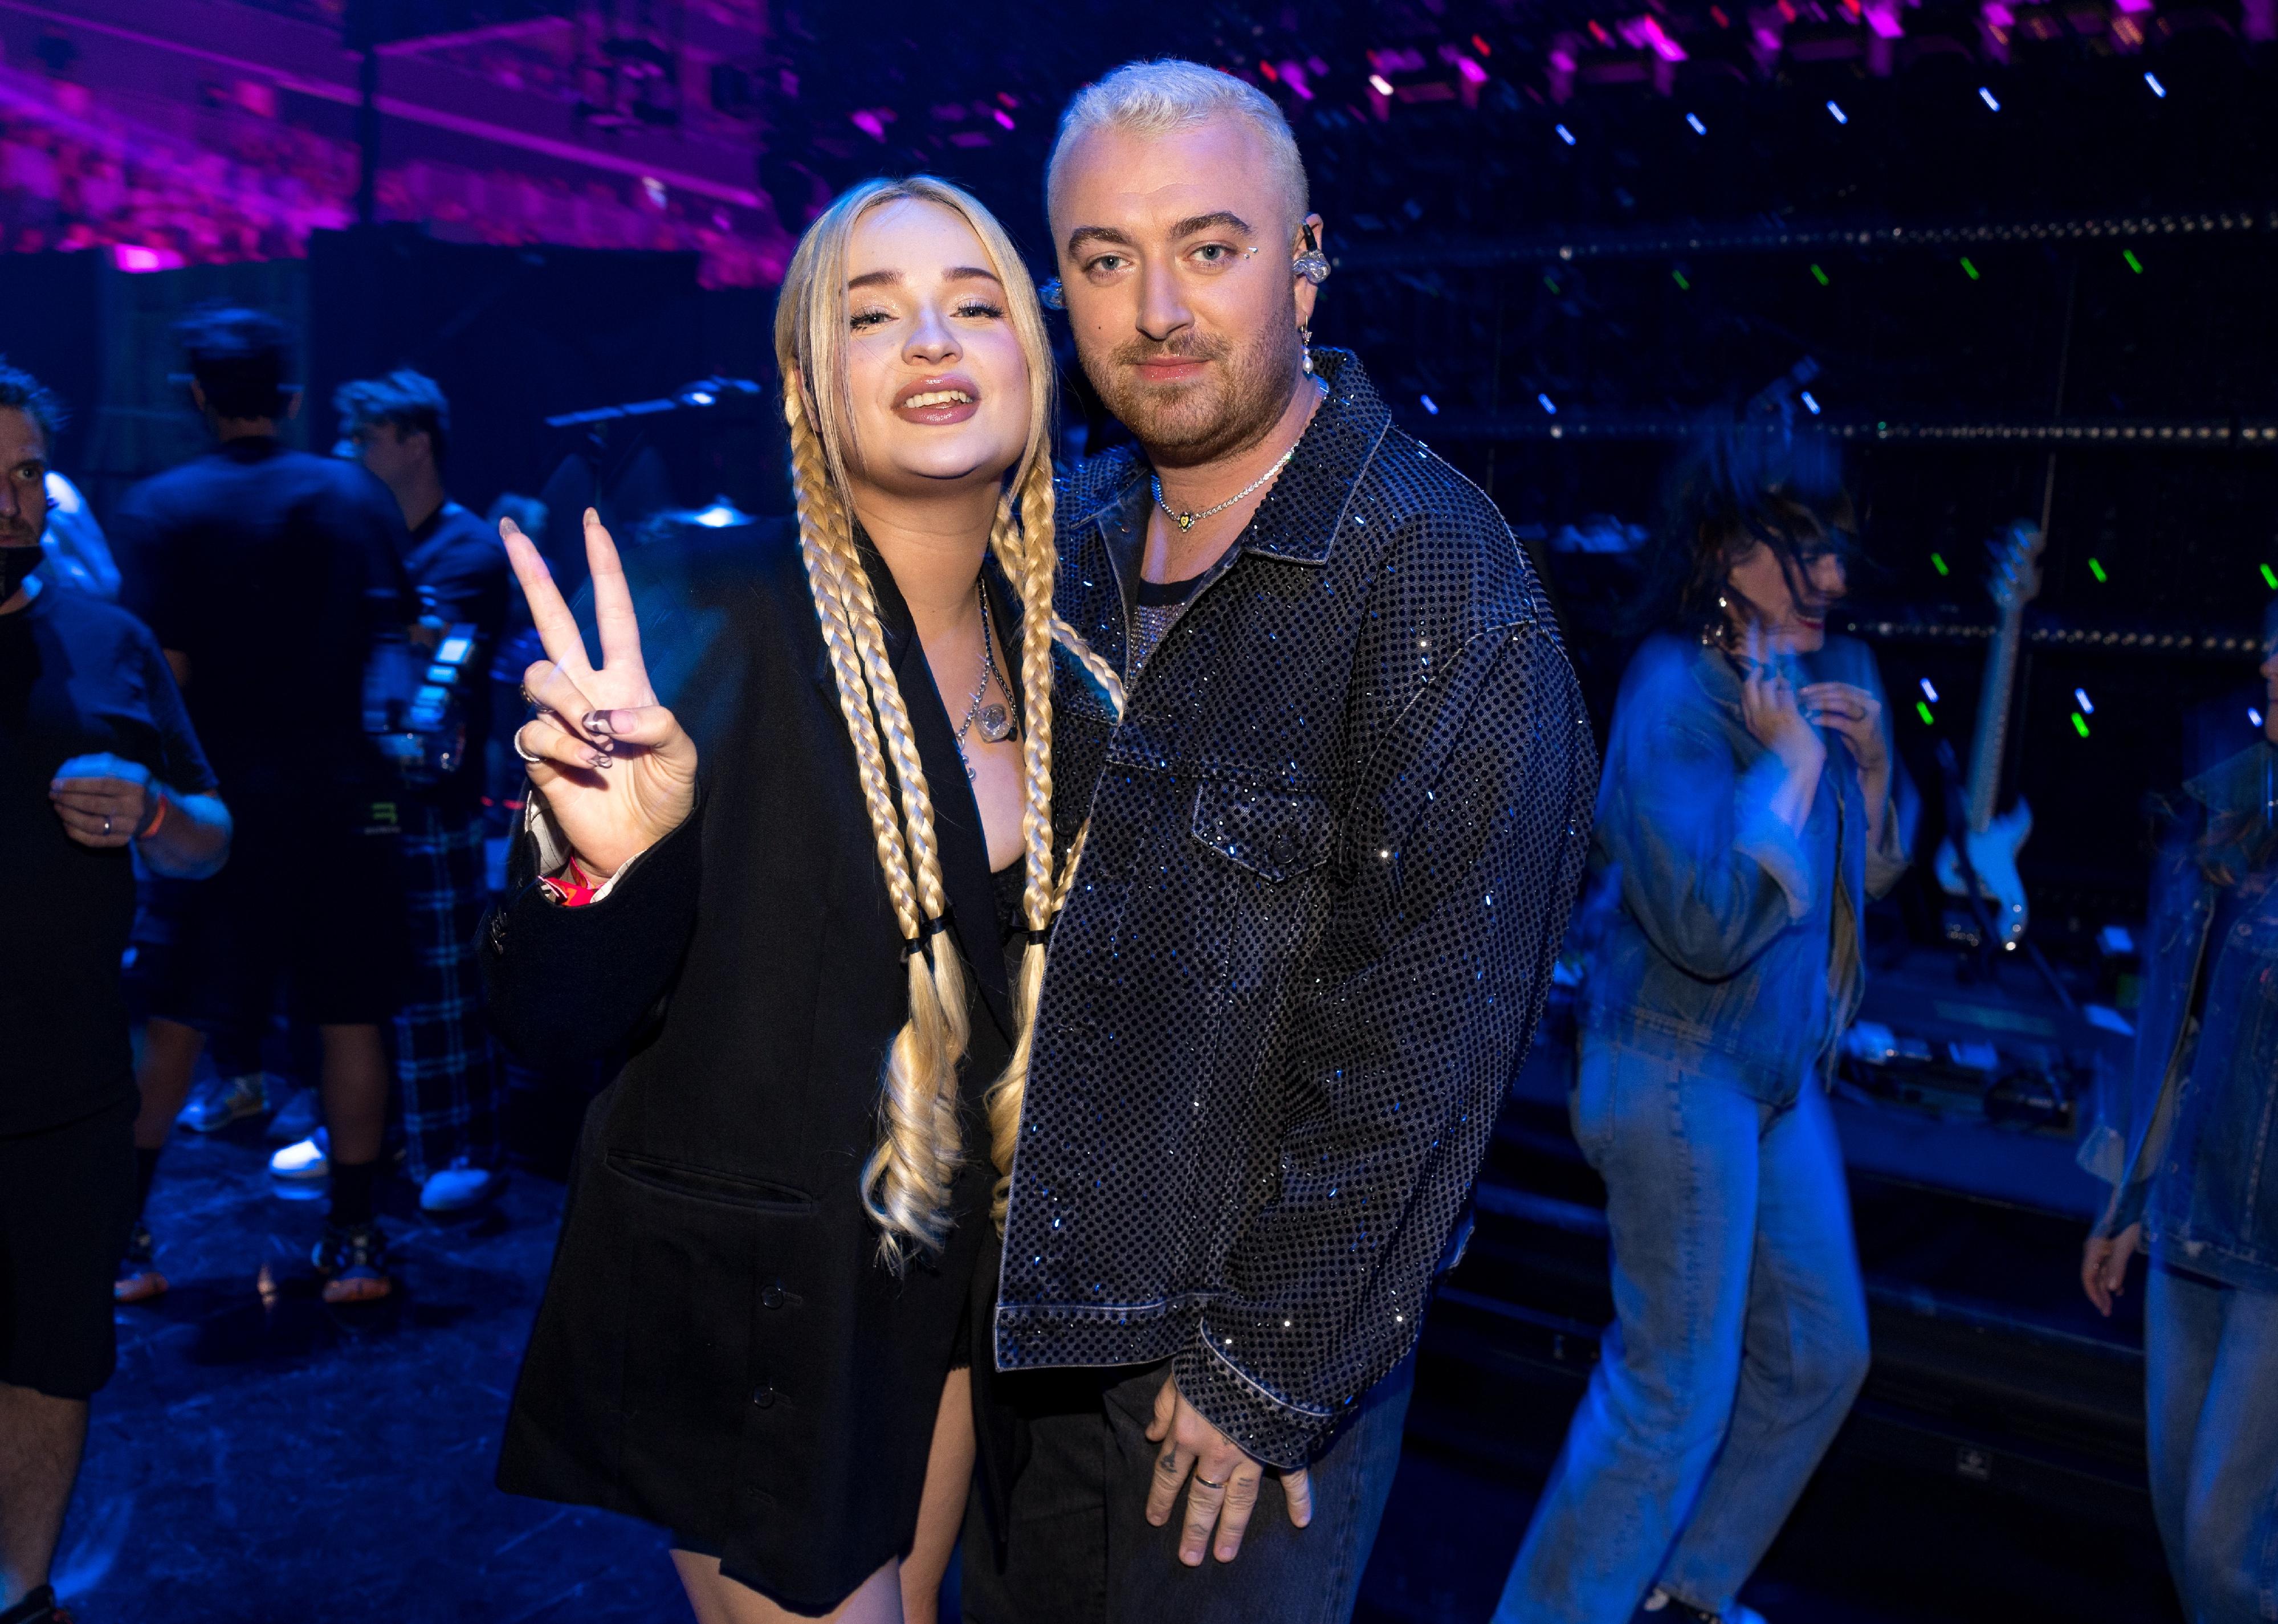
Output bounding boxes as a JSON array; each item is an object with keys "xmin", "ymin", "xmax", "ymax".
[{"xmin": 482, "ymin": 520, "xmax": 1032, "ymax": 1613}]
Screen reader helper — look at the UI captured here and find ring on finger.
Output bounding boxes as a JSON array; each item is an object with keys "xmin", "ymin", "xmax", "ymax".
[
  {"xmin": 1192, "ymin": 1472, "xmax": 1225, "ymax": 1490},
  {"xmin": 513, "ymin": 723, "xmax": 545, "ymax": 765}
]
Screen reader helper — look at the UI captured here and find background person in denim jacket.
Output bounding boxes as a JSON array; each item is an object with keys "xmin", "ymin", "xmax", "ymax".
[
  {"xmin": 1496, "ymin": 426, "xmax": 1912, "ymax": 1624},
  {"xmin": 2083, "ymin": 629, "xmax": 2278, "ymax": 1624}
]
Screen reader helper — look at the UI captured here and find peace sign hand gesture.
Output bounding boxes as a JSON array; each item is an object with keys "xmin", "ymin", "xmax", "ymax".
[{"xmin": 502, "ymin": 509, "xmax": 698, "ymax": 882}]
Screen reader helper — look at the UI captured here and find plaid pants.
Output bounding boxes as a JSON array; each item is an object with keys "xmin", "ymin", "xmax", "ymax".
[{"xmin": 393, "ymin": 802, "xmax": 502, "ymax": 1182}]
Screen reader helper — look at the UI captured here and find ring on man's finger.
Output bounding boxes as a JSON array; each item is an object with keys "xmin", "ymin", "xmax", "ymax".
[
  {"xmin": 1192, "ymin": 1472, "xmax": 1225, "ymax": 1490},
  {"xmin": 513, "ymin": 723, "xmax": 545, "ymax": 765}
]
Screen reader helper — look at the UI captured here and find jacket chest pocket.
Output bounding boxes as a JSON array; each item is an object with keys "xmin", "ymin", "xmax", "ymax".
[{"xmin": 1189, "ymin": 781, "xmax": 1335, "ymax": 884}]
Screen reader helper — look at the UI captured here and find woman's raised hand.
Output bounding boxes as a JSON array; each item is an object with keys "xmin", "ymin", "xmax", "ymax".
[
  {"xmin": 502, "ymin": 509, "xmax": 698, "ymax": 882},
  {"xmin": 1737, "ymin": 623, "xmax": 1825, "ymax": 782}
]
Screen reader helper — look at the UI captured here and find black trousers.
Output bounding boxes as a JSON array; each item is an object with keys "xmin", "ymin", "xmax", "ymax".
[{"xmin": 960, "ymin": 1354, "xmax": 1415, "ymax": 1624}]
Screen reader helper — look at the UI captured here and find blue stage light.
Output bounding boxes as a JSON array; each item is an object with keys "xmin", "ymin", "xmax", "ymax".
[
  {"xmin": 1920, "ymin": 678, "xmax": 1939, "ymax": 703},
  {"xmin": 1538, "ymin": 392, "xmax": 1558, "ymax": 415},
  {"xmin": 1801, "ymin": 390, "xmax": 1821, "ymax": 415},
  {"xmin": 1421, "ymin": 394, "xmax": 1440, "ymax": 415},
  {"xmin": 1827, "ymin": 100, "xmax": 1848, "ymax": 124},
  {"xmin": 1556, "ymin": 123, "xmax": 1576, "ymax": 145},
  {"xmin": 1979, "ymin": 87, "xmax": 2000, "ymax": 111},
  {"xmin": 1686, "ymin": 112, "xmax": 1706, "ymax": 134},
  {"xmin": 2146, "ymin": 72, "xmax": 2166, "ymax": 97},
  {"xmin": 2074, "ymin": 687, "xmax": 2094, "ymax": 715}
]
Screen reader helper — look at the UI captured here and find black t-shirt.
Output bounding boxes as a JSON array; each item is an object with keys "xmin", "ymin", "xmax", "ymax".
[
  {"xmin": 1, "ymin": 584, "xmax": 217, "ymax": 1133},
  {"xmin": 404, "ymin": 499, "xmax": 511, "ymax": 810},
  {"xmin": 111, "ymin": 438, "xmax": 412, "ymax": 803}
]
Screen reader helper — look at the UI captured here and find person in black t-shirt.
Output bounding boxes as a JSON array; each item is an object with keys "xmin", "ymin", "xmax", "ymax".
[
  {"xmin": 331, "ymin": 369, "xmax": 511, "ymax": 1214},
  {"xmin": 0, "ymin": 367, "xmax": 230, "ymax": 1624},
  {"xmin": 110, "ymin": 307, "xmax": 415, "ymax": 1306}
]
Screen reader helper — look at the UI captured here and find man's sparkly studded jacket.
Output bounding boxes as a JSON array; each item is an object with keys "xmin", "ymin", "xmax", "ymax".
[{"xmin": 993, "ymin": 350, "xmax": 1598, "ymax": 1467}]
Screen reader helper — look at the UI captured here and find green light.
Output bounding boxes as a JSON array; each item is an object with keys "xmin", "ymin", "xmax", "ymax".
[
  {"xmin": 1931, "ymin": 552, "xmax": 1950, "ymax": 576},
  {"xmin": 1810, "ymin": 264, "xmax": 1829, "ymax": 286},
  {"xmin": 2072, "ymin": 712, "xmax": 2090, "ymax": 738},
  {"xmin": 1673, "ymin": 270, "xmax": 1690, "ymax": 290},
  {"xmin": 2263, "ymin": 564, "xmax": 2277, "ymax": 591},
  {"xmin": 1543, "ymin": 274, "xmax": 1561, "ymax": 293},
  {"xmin": 1961, "ymin": 256, "xmax": 1980, "ymax": 280},
  {"xmin": 2088, "ymin": 557, "xmax": 2108, "ymax": 582},
  {"xmin": 1916, "ymin": 700, "xmax": 1935, "ymax": 726},
  {"xmin": 2124, "ymin": 250, "xmax": 2143, "ymax": 274}
]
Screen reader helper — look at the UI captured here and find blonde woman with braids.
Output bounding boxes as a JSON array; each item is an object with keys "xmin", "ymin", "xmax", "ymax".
[{"xmin": 481, "ymin": 178, "xmax": 1106, "ymax": 1623}]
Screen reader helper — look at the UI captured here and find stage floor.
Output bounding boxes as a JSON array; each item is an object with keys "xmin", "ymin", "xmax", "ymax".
[{"xmin": 58, "ymin": 1098, "xmax": 2177, "ymax": 1622}]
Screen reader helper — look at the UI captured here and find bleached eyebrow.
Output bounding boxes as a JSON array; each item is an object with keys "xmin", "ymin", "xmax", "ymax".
[{"xmin": 846, "ymin": 266, "xmax": 1003, "ymax": 291}]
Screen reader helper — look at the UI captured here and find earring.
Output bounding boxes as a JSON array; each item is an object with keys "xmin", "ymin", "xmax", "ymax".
[
  {"xmin": 1039, "ymin": 278, "xmax": 1066, "ymax": 311},
  {"xmin": 1300, "ymin": 324, "xmax": 1314, "ymax": 374}
]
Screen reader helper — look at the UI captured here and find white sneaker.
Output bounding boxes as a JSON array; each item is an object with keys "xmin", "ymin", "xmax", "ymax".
[
  {"xmin": 180, "ymin": 1072, "xmax": 270, "ymax": 1132},
  {"xmin": 419, "ymin": 1162, "xmax": 505, "ymax": 1214},
  {"xmin": 269, "ymin": 1127, "xmax": 330, "ymax": 1182}
]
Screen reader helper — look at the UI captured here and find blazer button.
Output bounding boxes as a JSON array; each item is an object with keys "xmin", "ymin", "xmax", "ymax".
[
  {"xmin": 760, "ymin": 1285, "xmax": 788, "ymax": 1310},
  {"xmin": 751, "ymin": 1384, "xmax": 776, "ymax": 1409}
]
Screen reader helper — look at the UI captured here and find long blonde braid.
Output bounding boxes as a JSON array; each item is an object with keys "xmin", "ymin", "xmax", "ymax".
[{"xmin": 784, "ymin": 388, "xmax": 967, "ymax": 1266}]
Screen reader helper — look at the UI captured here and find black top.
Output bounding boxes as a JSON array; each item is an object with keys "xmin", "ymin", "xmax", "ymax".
[
  {"xmin": 0, "ymin": 584, "xmax": 216, "ymax": 1134},
  {"xmin": 402, "ymin": 499, "xmax": 511, "ymax": 810},
  {"xmin": 999, "ymin": 350, "xmax": 1596, "ymax": 1467},
  {"xmin": 111, "ymin": 438, "xmax": 411, "ymax": 802},
  {"xmin": 482, "ymin": 521, "xmax": 1050, "ymax": 1613}
]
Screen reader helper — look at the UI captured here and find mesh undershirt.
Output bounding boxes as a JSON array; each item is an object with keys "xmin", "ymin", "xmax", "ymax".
[{"xmin": 1126, "ymin": 571, "xmax": 1208, "ymax": 674}]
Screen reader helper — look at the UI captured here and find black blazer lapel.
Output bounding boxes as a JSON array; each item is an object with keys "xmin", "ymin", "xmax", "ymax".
[{"xmin": 861, "ymin": 537, "xmax": 1018, "ymax": 1044}]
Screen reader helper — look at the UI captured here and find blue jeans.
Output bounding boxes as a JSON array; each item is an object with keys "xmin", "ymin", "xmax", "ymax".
[
  {"xmin": 1494, "ymin": 1040, "xmax": 1869, "ymax": 1624},
  {"xmin": 2147, "ymin": 1263, "xmax": 2278, "ymax": 1622},
  {"xmin": 961, "ymin": 1354, "xmax": 1413, "ymax": 1624}
]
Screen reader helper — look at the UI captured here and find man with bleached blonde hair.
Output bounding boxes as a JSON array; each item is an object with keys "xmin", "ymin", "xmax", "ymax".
[{"xmin": 963, "ymin": 59, "xmax": 1596, "ymax": 1623}]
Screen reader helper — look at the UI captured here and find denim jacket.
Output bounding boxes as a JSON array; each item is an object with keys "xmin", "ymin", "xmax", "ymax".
[
  {"xmin": 995, "ymin": 350, "xmax": 1597, "ymax": 1468},
  {"xmin": 2087, "ymin": 741, "xmax": 2278, "ymax": 1294},
  {"xmin": 1579, "ymin": 632, "xmax": 1910, "ymax": 1103}
]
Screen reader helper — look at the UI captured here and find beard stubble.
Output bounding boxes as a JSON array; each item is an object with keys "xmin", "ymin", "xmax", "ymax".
[{"xmin": 1085, "ymin": 318, "xmax": 1301, "ymax": 470}]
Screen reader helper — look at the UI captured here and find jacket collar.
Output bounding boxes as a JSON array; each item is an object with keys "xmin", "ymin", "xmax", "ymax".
[
  {"xmin": 822, "ymin": 527, "xmax": 1020, "ymax": 1043},
  {"xmin": 1059, "ymin": 347, "xmax": 1394, "ymax": 572},
  {"xmin": 2186, "ymin": 739, "xmax": 2277, "ymax": 822}
]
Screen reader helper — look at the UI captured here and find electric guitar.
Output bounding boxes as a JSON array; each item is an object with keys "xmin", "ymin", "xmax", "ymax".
[{"xmin": 1933, "ymin": 520, "xmax": 2046, "ymax": 945}]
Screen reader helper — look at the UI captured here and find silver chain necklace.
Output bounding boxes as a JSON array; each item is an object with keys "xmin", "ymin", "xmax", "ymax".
[
  {"xmin": 1151, "ymin": 442, "xmax": 1298, "ymax": 533},
  {"xmin": 953, "ymin": 582, "xmax": 1014, "ymax": 776}
]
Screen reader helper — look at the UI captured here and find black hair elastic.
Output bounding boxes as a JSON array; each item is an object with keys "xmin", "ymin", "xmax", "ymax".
[{"xmin": 901, "ymin": 915, "xmax": 953, "ymax": 957}]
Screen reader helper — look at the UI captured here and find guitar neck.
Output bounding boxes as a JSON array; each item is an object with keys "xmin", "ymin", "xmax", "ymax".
[{"xmin": 1965, "ymin": 607, "xmax": 2025, "ymax": 833}]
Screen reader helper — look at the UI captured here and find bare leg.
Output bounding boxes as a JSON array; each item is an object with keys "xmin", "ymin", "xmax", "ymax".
[
  {"xmin": 672, "ymin": 1550, "xmax": 902, "ymax": 1624},
  {"xmin": 901, "ymin": 1368, "xmax": 974, "ymax": 1624},
  {"xmin": 317, "ymin": 1023, "xmax": 388, "ymax": 1166},
  {"xmin": 0, "ymin": 1383, "xmax": 87, "ymax": 1608},
  {"xmin": 131, "ymin": 1018, "xmax": 205, "ymax": 1152}
]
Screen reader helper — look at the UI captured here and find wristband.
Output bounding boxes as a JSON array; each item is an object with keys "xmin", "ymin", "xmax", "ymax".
[
  {"xmin": 135, "ymin": 790, "xmax": 169, "ymax": 842},
  {"xmin": 541, "ymin": 854, "xmax": 601, "ymax": 907}
]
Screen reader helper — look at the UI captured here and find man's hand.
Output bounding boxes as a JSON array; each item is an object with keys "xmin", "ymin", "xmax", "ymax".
[
  {"xmin": 1144, "ymin": 1372, "xmax": 1313, "ymax": 1565},
  {"xmin": 51, "ymin": 752, "xmax": 156, "ymax": 849},
  {"xmin": 2082, "ymin": 1222, "xmax": 2142, "ymax": 1317}
]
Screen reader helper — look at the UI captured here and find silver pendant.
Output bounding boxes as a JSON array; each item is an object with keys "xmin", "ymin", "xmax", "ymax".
[{"xmin": 977, "ymin": 702, "xmax": 1013, "ymax": 744}]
